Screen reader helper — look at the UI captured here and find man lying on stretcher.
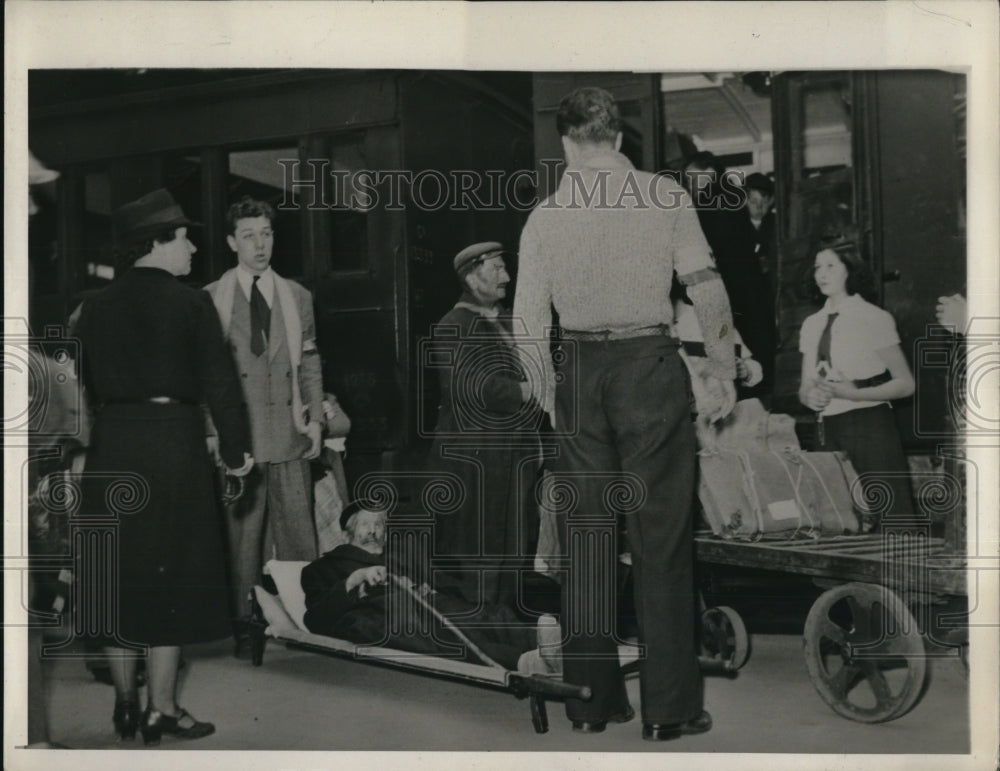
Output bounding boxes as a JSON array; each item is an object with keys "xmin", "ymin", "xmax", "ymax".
[{"xmin": 301, "ymin": 501, "xmax": 561, "ymax": 674}]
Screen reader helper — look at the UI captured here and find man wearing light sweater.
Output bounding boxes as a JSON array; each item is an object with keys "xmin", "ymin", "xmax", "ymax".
[{"xmin": 514, "ymin": 87, "xmax": 736, "ymax": 741}]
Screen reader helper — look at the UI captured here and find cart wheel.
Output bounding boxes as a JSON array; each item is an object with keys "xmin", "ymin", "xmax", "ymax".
[
  {"xmin": 803, "ymin": 582, "xmax": 926, "ymax": 723},
  {"xmin": 701, "ymin": 606, "xmax": 750, "ymax": 671}
]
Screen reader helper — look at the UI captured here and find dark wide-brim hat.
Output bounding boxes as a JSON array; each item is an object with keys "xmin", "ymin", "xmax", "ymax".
[
  {"xmin": 112, "ymin": 188, "xmax": 201, "ymax": 248},
  {"xmin": 454, "ymin": 241, "xmax": 505, "ymax": 278}
]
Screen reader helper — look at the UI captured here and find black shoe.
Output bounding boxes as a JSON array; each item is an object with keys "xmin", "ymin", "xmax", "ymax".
[
  {"xmin": 572, "ymin": 704, "xmax": 635, "ymax": 733},
  {"xmin": 571, "ymin": 719, "xmax": 606, "ymax": 734},
  {"xmin": 140, "ymin": 708, "xmax": 215, "ymax": 746},
  {"xmin": 112, "ymin": 699, "xmax": 140, "ymax": 741},
  {"xmin": 610, "ymin": 705, "xmax": 636, "ymax": 724},
  {"xmin": 642, "ymin": 710, "xmax": 712, "ymax": 741}
]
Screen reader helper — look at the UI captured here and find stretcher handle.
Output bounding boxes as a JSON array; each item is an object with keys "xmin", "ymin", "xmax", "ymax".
[{"xmin": 510, "ymin": 673, "xmax": 592, "ymax": 701}]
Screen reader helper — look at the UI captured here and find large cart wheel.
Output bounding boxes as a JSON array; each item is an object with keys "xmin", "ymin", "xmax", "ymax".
[
  {"xmin": 701, "ymin": 606, "xmax": 750, "ymax": 671},
  {"xmin": 803, "ymin": 582, "xmax": 926, "ymax": 723}
]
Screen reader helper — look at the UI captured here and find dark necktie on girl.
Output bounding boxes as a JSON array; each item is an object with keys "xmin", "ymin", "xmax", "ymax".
[{"xmin": 814, "ymin": 312, "xmax": 838, "ymax": 447}]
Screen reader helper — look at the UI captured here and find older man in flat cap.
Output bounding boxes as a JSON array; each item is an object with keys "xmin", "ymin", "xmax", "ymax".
[{"xmin": 426, "ymin": 242, "xmax": 544, "ymax": 610}]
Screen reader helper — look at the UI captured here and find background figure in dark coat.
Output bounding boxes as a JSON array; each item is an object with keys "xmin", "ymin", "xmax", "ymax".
[
  {"xmin": 682, "ymin": 154, "xmax": 777, "ymax": 398},
  {"xmin": 76, "ymin": 189, "xmax": 252, "ymax": 744},
  {"xmin": 428, "ymin": 242, "xmax": 544, "ymax": 609},
  {"xmin": 302, "ymin": 503, "xmax": 546, "ymax": 671}
]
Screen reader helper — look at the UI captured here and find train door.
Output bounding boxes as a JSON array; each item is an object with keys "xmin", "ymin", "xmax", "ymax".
[
  {"xmin": 770, "ymin": 71, "xmax": 868, "ymax": 418},
  {"xmin": 307, "ymin": 129, "xmax": 409, "ymax": 469},
  {"xmin": 771, "ymin": 70, "xmax": 966, "ymax": 447}
]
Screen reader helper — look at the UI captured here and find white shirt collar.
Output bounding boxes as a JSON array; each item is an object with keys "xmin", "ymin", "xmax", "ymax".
[
  {"xmin": 235, "ymin": 264, "xmax": 274, "ymax": 306},
  {"xmin": 821, "ymin": 293, "xmax": 864, "ymax": 316}
]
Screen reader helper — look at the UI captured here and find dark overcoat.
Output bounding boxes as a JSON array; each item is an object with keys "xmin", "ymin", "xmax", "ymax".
[
  {"xmin": 76, "ymin": 266, "xmax": 250, "ymax": 646},
  {"xmin": 301, "ymin": 543, "xmax": 534, "ymax": 668},
  {"xmin": 427, "ymin": 296, "xmax": 544, "ymax": 608}
]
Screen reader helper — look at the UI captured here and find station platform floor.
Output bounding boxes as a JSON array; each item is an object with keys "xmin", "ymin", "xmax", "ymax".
[{"xmin": 23, "ymin": 628, "xmax": 970, "ymax": 760}]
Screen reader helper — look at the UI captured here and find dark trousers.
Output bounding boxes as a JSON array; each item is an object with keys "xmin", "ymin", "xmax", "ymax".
[
  {"xmin": 821, "ymin": 404, "xmax": 915, "ymax": 522},
  {"xmin": 555, "ymin": 335, "xmax": 702, "ymax": 725},
  {"xmin": 226, "ymin": 460, "xmax": 317, "ymax": 621}
]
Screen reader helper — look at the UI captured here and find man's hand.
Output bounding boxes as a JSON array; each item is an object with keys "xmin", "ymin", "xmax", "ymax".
[
  {"xmin": 700, "ymin": 375, "xmax": 736, "ymax": 424},
  {"xmin": 345, "ymin": 565, "xmax": 387, "ymax": 598},
  {"xmin": 936, "ymin": 294, "xmax": 967, "ymax": 332},
  {"xmin": 303, "ymin": 421, "xmax": 322, "ymax": 460},
  {"xmin": 736, "ymin": 358, "xmax": 763, "ymax": 387},
  {"xmin": 205, "ymin": 436, "xmax": 221, "ymax": 465}
]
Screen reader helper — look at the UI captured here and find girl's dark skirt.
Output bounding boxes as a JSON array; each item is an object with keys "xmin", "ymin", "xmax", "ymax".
[
  {"xmin": 80, "ymin": 403, "xmax": 230, "ymax": 647},
  {"xmin": 821, "ymin": 403, "xmax": 916, "ymax": 522}
]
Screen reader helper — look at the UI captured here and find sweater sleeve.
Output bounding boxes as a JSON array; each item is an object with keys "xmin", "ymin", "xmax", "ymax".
[
  {"xmin": 671, "ymin": 191, "xmax": 737, "ymax": 381},
  {"xmin": 513, "ymin": 214, "xmax": 555, "ymax": 412}
]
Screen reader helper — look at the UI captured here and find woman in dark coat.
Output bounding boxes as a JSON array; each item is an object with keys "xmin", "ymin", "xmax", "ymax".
[{"xmin": 76, "ymin": 189, "xmax": 251, "ymax": 745}]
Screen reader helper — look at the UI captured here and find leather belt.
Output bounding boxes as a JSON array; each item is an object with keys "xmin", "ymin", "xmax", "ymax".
[
  {"xmin": 562, "ymin": 324, "xmax": 676, "ymax": 342},
  {"xmin": 853, "ymin": 370, "xmax": 892, "ymax": 389},
  {"xmin": 681, "ymin": 340, "xmax": 743, "ymax": 358}
]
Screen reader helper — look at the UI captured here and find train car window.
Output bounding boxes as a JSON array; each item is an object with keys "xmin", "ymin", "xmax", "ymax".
[
  {"xmin": 800, "ymin": 79, "xmax": 855, "ymax": 244},
  {"xmin": 228, "ymin": 145, "xmax": 304, "ymax": 279},
  {"xmin": 327, "ymin": 135, "xmax": 369, "ymax": 272}
]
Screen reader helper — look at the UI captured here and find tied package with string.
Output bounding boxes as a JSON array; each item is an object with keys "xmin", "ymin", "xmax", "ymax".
[{"xmin": 696, "ymin": 399, "xmax": 866, "ymax": 540}]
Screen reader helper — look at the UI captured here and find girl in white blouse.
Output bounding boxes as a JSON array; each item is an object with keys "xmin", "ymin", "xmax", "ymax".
[{"xmin": 798, "ymin": 247, "xmax": 916, "ymax": 528}]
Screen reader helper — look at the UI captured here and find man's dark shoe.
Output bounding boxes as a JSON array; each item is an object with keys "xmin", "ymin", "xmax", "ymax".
[
  {"xmin": 571, "ymin": 719, "xmax": 606, "ymax": 734},
  {"xmin": 642, "ymin": 710, "xmax": 712, "ymax": 741},
  {"xmin": 609, "ymin": 705, "xmax": 636, "ymax": 724},
  {"xmin": 572, "ymin": 704, "xmax": 635, "ymax": 733}
]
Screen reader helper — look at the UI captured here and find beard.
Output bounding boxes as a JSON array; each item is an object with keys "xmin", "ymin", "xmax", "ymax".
[{"xmin": 353, "ymin": 536, "xmax": 384, "ymax": 555}]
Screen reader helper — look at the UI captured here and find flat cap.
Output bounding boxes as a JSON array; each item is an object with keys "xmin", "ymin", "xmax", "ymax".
[{"xmin": 454, "ymin": 241, "xmax": 504, "ymax": 277}]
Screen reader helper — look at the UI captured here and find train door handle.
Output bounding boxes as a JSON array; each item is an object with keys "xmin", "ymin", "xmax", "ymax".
[{"xmin": 882, "ymin": 270, "xmax": 902, "ymax": 283}]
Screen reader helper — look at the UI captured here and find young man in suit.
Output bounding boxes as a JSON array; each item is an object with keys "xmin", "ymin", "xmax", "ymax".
[{"xmin": 205, "ymin": 196, "xmax": 325, "ymax": 652}]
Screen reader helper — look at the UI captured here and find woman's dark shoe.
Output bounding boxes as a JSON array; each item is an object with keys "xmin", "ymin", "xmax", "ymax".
[
  {"xmin": 112, "ymin": 699, "xmax": 140, "ymax": 741},
  {"xmin": 571, "ymin": 704, "xmax": 635, "ymax": 733},
  {"xmin": 642, "ymin": 710, "xmax": 712, "ymax": 741},
  {"xmin": 140, "ymin": 708, "xmax": 215, "ymax": 746}
]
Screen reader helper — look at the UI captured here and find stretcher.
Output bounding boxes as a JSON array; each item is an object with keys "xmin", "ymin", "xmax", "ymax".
[
  {"xmin": 247, "ymin": 559, "xmax": 590, "ymax": 733},
  {"xmin": 248, "ymin": 559, "xmax": 750, "ymax": 733}
]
